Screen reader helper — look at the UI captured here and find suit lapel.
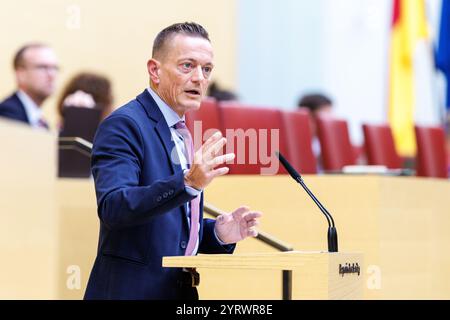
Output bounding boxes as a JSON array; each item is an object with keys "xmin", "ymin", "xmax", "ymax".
[
  {"xmin": 154, "ymin": 119, "xmax": 181, "ymax": 175},
  {"xmin": 136, "ymin": 90, "xmax": 181, "ymax": 175},
  {"xmin": 136, "ymin": 90, "xmax": 189, "ymax": 225},
  {"xmin": 13, "ymin": 92, "xmax": 31, "ymax": 124}
]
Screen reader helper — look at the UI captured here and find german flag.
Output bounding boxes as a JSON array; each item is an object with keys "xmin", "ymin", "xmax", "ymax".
[{"xmin": 388, "ymin": 0, "xmax": 429, "ymax": 156}]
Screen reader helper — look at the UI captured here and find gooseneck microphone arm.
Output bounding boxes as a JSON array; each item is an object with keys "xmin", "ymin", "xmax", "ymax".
[
  {"xmin": 296, "ymin": 178, "xmax": 335, "ymax": 228},
  {"xmin": 276, "ymin": 152, "xmax": 338, "ymax": 252}
]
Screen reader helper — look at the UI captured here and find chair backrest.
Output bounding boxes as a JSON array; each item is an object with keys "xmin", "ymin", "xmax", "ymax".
[
  {"xmin": 185, "ymin": 98, "xmax": 221, "ymax": 150},
  {"xmin": 281, "ymin": 109, "xmax": 317, "ymax": 174},
  {"xmin": 317, "ymin": 116, "xmax": 356, "ymax": 171},
  {"xmin": 219, "ymin": 102, "xmax": 289, "ymax": 175},
  {"xmin": 415, "ymin": 125, "xmax": 448, "ymax": 178},
  {"xmin": 362, "ymin": 123, "xmax": 402, "ymax": 169}
]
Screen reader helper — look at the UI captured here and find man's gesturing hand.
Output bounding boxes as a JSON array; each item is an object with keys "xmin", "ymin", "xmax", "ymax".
[
  {"xmin": 184, "ymin": 131, "xmax": 235, "ymax": 190},
  {"xmin": 214, "ymin": 206, "xmax": 263, "ymax": 244}
]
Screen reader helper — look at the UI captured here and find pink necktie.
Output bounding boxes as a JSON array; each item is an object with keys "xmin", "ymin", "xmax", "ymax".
[{"xmin": 175, "ymin": 121, "xmax": 200, "ymax": 256}]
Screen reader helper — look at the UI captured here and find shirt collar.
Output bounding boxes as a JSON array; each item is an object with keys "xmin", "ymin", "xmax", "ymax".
[
  {"xmin": 147, "ymin": 87, "xmax": 184, "ymax": 128},
  {"xmin": 16, "ymin": 90, "xmax": 43, "ymax": 127}
]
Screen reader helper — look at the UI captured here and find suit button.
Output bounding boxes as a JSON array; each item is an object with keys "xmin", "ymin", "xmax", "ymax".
[
  {"xmin": 180, "ymin": 241, "xmax": 187, "ymax": 249},
  {"xmin": 168, "ymin": 190, "xmax": 174, "ymax": 196},
  {"xmin": 163, "ymin": 192, "xmax": 168, "ymax": 198},
  {"xmin": 156, "ymin": 196, "xmax": 162, "ymax": 202}
]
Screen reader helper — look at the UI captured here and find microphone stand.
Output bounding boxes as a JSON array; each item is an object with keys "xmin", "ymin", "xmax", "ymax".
[
  {"xmin": 295, "ymin": 175, "xmax": 338, "ymax": 252},
  {"xmin": 276, "ymin": 152, "xmax": 338, "ymax": 252}
]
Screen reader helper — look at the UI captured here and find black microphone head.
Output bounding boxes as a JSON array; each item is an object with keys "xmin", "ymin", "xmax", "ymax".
[{"xmin": 275, "ymin": 151, "xmax": 302, "ymax": 181}]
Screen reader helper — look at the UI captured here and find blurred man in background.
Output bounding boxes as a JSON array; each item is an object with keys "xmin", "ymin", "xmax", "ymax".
[{"xmin": 0, "ymin": 43, "xmax": 59, "ymax": 129}]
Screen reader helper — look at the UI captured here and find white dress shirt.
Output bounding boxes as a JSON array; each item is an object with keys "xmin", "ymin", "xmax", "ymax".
[
  {"xmin": 16, "ymin": 90, "xmax": 45, "ymax": 129},
  {"xmin": 147, "ymin": 87, "xmax": 202, "ymax": 254}
]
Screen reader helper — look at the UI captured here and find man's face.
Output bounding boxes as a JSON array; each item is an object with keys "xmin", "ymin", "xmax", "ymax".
[
  {"xmin": 16, "ymin": 47, "xmax": 59, "ymax": 104},
  {"xmin": 150, "ymin": 34, "xmax": 214, "ymax": 116}
]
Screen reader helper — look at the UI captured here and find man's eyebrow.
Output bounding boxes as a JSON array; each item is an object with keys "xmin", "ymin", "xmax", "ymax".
[
  {"xmin": 177, "ymin": 58, "xmax": 214, "ymax": 67},
  {"xmin": 177, "ymin": 58, "xmax": 196, "ymax": 63}
]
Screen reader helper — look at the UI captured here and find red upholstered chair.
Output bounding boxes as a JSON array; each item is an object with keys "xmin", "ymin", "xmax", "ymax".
[
  {"xmin": 281, "ymin": 109, "xmax": 317, "ymax": 174},
  {"xmin": 316, "ymin": 116, "xmax": 357, "ymax": 171},
  {"xmin": 448, "ymin": 153, "xmax": 450, "ymax": 172},
  {"xmin": 219, "ymin": 102, "xmax": 289, "ymax": 175},
  {"xmin": 415, "ymin": 125, "xmax": 448, "ymax": 178},
  {"xmin": 185, "ymin": 98, "xmax": 221, "ymax": 150},
  {"xmin": 362, "ymin": 123, "xmax": 402, "ymax": 169}
]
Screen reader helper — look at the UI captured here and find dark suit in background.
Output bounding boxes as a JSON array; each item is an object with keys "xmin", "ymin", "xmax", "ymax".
[{"xmin": 0, "ymin": 92, "xmax": 29, "ymax": 125}]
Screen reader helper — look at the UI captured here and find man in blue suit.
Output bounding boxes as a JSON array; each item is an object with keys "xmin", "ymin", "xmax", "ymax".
[
  {"xmin": 0, "ymin": 43, "xmax": 59, "ymax": 129},
  {"xmin": 84, "ymin": 22, "xmax": 262, "ymax": 300}
]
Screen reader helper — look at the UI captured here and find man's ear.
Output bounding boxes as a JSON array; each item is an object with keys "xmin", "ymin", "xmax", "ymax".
[
  {"xmin": 15, "ymin": 68, "xmax": 27, "ymax": 88},
  {"xmin": 147, "ymin": 59, "xmax": 160, "ymax": 84}
]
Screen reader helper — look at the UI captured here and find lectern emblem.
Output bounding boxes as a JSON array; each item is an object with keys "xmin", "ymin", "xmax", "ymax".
[{"xmin": 339, "ymin": 263, "xmax": 361, "ymax": 277}]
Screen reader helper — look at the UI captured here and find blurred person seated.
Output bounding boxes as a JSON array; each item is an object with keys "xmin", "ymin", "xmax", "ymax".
[
  {"xmin": 207, "ymin": 81, "xmax": 238, "ymax": 101},
  {"xmin": 56, "ymin": 72, "xmax": 113, "ymax": 178},
  {"xmin": 298, "ymin": 93, "xmax": 334, "ymax": 161},
  {"xmin": 57, "ymin": 72, "xmax": 113, "ymax": 137},
  {"xmin": 298, "ymin": 93, "xmax": 365, "ymax": 169},
  {"xmin": 0, "ymin": 43, "xmax": 59, "ymax": 129}
]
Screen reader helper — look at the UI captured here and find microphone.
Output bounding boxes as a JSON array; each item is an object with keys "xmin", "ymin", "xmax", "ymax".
[{"xmin": 276, "ymin": 151, "xmax": 338, "ymax": 252}]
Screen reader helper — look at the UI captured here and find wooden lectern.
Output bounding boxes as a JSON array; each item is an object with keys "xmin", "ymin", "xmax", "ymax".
[{"xmin": 163, "ymin": 251, "xmax": 363, "ymax": 300}]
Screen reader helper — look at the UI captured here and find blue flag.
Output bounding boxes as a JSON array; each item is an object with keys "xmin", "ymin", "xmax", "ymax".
[{"xmin": 436, "ymin": 0, "xmax": 450, "ymax": 110}]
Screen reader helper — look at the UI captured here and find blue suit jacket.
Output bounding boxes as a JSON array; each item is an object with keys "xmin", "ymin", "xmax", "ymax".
[
  {"xmin": 0, "ymin": 92, "xmax": 30, "ymax": 125},
  {"xmin": 84, "ymin": 89, "xmax": 235, "ymax": 300}
]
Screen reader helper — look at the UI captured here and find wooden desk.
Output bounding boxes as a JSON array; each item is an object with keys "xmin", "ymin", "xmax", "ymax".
[
  {"xmin": 54, "ymin": 175, "xmax": 450, "ymax": 300},
  {"xmin": 0, "ymin": 119, "xmax": 58, "ymax": 298},
  {"xmin": 204, "ymin": 175, "xmax": 450, "ymax": 299}
]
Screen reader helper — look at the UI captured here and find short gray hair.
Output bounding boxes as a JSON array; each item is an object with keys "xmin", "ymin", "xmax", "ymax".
[{"xmin": 152, "ymin": 22, "xmax": 210, "ymax": 58}]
